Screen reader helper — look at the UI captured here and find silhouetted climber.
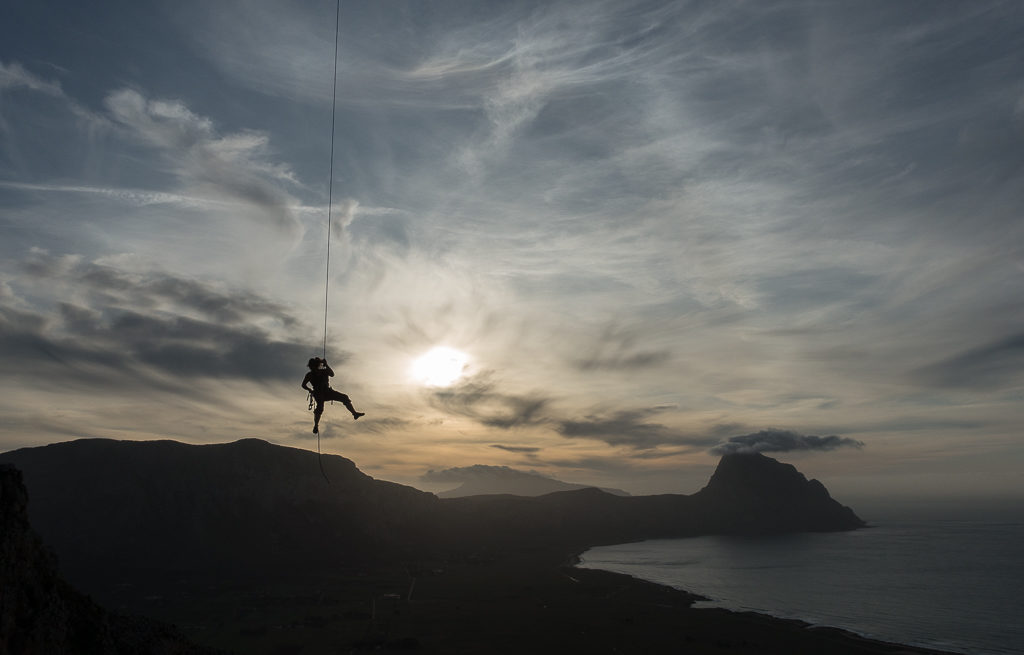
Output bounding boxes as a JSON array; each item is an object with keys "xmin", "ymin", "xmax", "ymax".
[{"xmin": 302, "ymin": 357, "xmax": 364, "ymax": 434}]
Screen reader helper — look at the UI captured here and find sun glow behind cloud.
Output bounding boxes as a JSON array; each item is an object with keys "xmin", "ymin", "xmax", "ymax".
[{"xmin": 410, "ymin": 347, "xmax": 471, "ymax": 387}]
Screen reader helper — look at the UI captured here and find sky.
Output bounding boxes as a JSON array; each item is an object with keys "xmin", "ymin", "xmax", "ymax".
[{"xmin": 2, "ymin": 0, "xmax": 1023, "ymax": 503}]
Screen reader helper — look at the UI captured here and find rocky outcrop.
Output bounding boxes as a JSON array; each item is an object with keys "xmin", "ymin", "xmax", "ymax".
[{"xmin": 692, "ymin": 453, "xmax": 865, "ymax": 534}]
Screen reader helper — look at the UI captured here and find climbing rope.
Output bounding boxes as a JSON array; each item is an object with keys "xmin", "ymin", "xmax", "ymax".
[
  {"xmin": 323, "ymin": 0, "xmax": 341, "ymax": 361},
  {"xmin": 316, "ymin": 0, "xmax": 342, "ymax": 485}
]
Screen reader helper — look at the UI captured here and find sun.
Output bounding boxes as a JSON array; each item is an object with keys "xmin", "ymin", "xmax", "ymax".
[{"xmin": 410, "ymin": 346, "xmax": 470, "ymax": 387}]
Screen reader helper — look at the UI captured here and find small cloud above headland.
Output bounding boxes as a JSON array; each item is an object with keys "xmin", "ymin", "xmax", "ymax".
[{"xmin": 710, "ymin": 429, "xmax": 864, "ymax": 456}]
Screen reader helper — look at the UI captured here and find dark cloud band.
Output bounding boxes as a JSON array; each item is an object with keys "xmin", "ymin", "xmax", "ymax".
[
  {"xmin": 3, "ymin": 252, "xmax": 330, "ymax": 388},
  {"xmin": 428, "ymin": 374, "xmax": 551, "ymax": 429},
  {"xmin": 710, "ymin": 429, "xmax": 864, "ymax": 456}
]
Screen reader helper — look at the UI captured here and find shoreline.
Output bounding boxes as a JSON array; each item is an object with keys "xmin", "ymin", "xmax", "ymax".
[
  {"xmin": 140, "ymin": 545, "xmax": 971, "ymax": 654},
  {"xmin": 579, "ymin": 569, "xmax": 963, "ymax": 655},
  {"xmin": 562, "ymin": 557, "xmax": 965, "ymax": 655},
  {"xmin": 90, "ymin": 544, "xmax": 971, "ymax": 654},
  {"xmin": 320, "ymin": 549, "xmax": 967, "ymax": 655},
  {"xmin": 571, "ymin": 535, "xmax": 984, "ymax": 655}
]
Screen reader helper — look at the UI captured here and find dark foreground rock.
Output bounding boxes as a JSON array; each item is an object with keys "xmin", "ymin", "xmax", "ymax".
[{"xmin": 0, "ymin": 464, "xmax": 214, "ymax": 654}]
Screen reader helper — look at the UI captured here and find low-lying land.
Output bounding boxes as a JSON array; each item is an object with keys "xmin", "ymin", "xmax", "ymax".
[{"xmin": 103, "ymin": 550, "xmax": 960, "ymax": 654}]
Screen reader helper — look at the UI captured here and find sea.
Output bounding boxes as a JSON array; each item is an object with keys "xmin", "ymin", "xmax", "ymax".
[{"xmin": 578, "ymin": 508, "xmax": 1024, "ymax": 655}]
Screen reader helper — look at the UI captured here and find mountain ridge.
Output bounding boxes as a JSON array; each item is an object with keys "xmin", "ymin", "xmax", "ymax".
[{"xmin": 0, "ymin": 438, "xmax": 864, "ymax": 595}]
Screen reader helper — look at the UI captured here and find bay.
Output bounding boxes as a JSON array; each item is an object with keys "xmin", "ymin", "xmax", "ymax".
[{"xmin": 578, "ymin": 518, "xmax": 1024, "ymax": 655}]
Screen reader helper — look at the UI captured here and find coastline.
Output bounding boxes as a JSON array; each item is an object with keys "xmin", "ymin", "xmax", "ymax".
[
  {"xmin": 566, "ymin": 559, "xmax": 964, "ymax": 655},
  {"xmin": 572, "ymin": 521, "xmax": 1021, "ymax": 655},
  {"xmin": 152, "ymin": 547, "xmax": 969, "ymax": 654},
  {"xmin": 324, "ymin": 550, "xmax": 966, "ymax": 655}
]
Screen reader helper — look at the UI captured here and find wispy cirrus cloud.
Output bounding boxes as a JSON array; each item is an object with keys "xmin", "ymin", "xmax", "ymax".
[
  {"xmin": 557, "ymin": 407, "xmax": 715, "ymax": 451},
  {"xmin": 0, "ymin": 180, "xmax": 226, "ymax": 211},
  {"xmin": 104, "ymin": 88, "xmax": 301, "ymax": 238},
  {"xmin": 913, "ymin": 333, "xmax": 1024, "ymax": 391},
  {"xmin": 570, "ymin": 323, "xmax": 672, "ymax": 372},
  {"xmin": 428, "ymin": 373, "xmax": 552, "ymax": 430},
  {"xmin": 0, "ymin": 60, "xmax": 63, "ymax": 95}
]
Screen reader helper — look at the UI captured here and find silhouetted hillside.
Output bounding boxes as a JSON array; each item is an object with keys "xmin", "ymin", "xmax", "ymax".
[
  {"xmin": 0, "ymin": 439, "xmax": 440, "ymax": 591},
  {"xmin": 0, "ymin": 464, "xmax": 212, "ymax": 654},
  {"xmin": 0, "ymin": 439, "xmax": 863, "ymax": 596}
]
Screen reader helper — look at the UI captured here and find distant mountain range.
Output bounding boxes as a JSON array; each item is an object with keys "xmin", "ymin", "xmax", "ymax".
[
  {"xmin": 0, "ymin": 438, "xmax": 863, "ymax": 596},
  {"xmin": 427, "ymin": 464, "xmax": 631, "ymax": 498}
]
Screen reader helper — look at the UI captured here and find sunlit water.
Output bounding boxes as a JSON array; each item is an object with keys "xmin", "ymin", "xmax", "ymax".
[{"xmin": 578, "ymin": 518, "xmax": 1024, "ymax": 655}]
